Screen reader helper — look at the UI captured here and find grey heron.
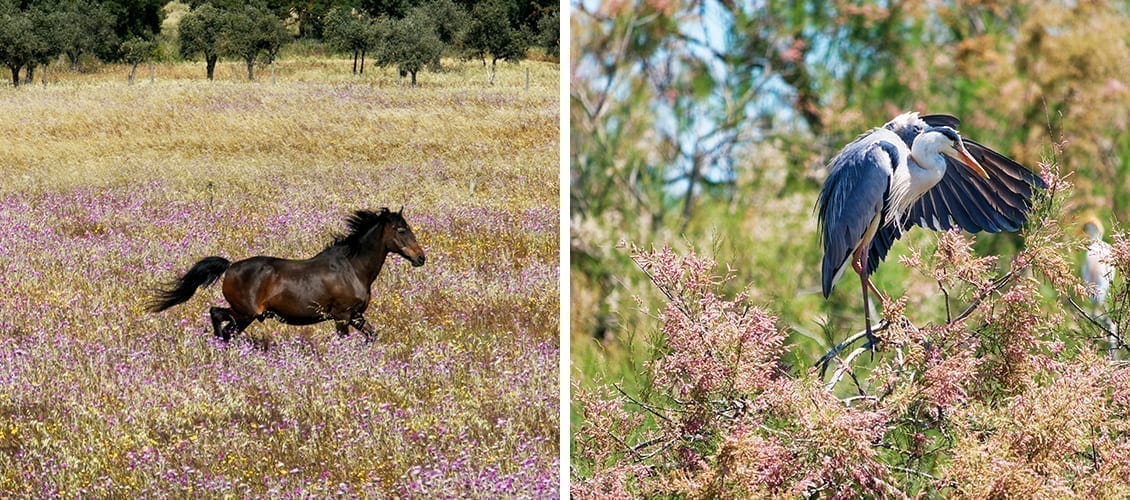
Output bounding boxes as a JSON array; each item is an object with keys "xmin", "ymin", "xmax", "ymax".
[
  {"xmin": 1081, "ymin": 218, "xmax": 1117, "ymax": 357},
  {"xmin": 817, "ymin": 112, "xmax": 1046, "ymax": 350}
]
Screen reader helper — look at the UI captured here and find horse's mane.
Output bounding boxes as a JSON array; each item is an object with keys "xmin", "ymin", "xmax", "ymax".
[{"xmin": 325, "ymin": 208, "xmax": 396, "ymax": 256}]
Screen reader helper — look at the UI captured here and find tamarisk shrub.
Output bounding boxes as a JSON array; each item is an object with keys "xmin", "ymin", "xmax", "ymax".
[
  {"xmin": 573, "ymin": 169, "xmax": 1130, "ymax": 497},
  {"xmin": 574, "ymin": 245, "xmax": 892, "ymax": 497}
]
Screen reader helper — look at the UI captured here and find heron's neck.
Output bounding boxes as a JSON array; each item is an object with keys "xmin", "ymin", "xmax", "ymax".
[
  {"xmin": 908, "ymin": 139, "xmax": 948, "ymax": 195},
  {"xmin": 885, "ymin": 142, "xmax": 947, "ymax": 227}
]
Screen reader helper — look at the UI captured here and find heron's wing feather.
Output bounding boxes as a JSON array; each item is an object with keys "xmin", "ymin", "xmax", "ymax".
[
  {"xmin": 818, "ymin": 131, "xmax": 899, "ymax": 297},
  {"xmin": 866, "ymin": 222, "xmax": 902, "ymax": 276},
  {"xmin": 903, "ymin": 117, "xmax": 1046, "ymax": 234}
]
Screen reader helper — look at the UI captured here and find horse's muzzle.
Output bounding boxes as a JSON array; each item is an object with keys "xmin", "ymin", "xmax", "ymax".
[{"xmin": 411, "ymin": 254, "xmax": 426, "ymax": 267}]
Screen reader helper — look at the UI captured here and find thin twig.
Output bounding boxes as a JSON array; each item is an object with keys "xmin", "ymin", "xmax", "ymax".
[
  {"xmin": 630, "ymin": 435, "xmax": 666, "ymax": 453},
  {"xmin": 939, "ymin": 280, "xmax": 951, "ymax": 323},
  {"xmin": 827, "ymin": 346, "xmax": 869, "ymax": 392},
  {"xmin": 841, "ymin": 395, "xmax": 878, "ymax": 406},
  {"xmin": 889, "ymin": 465, "xmax": 945, "ymax": 483},
  {"xmin": 636, "ymin": 439, "xmax": 675, "ymax": 460},
  {"xmin": 949, "ymin": 270, "xmax": 1017, "ymax": 325},
  {"xmin": 614, "ymin": 383, "xmax": 671, "ymax": 423},
  {"xmin": 1067, "ymin": 296, "xmax": 1119, "ymax": 339}
]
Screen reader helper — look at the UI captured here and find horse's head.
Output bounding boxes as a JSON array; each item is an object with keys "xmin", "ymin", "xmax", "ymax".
[{"xmin": 382, "ymin": 207, "xmax": 426, "ymax": 267}]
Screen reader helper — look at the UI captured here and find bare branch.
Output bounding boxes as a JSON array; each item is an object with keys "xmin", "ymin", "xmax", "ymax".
[{"xmin": 815, "ymin": 320, "xmax": 889, "ymax": 379}]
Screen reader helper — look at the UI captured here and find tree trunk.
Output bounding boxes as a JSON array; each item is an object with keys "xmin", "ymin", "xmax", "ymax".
[
  {"xmin": 410, "ymin": 70, "xmax": 417, "ymax": 86},
  {"xmin": 129, "ymin": 62, "xmax": 138, "ymax": 85},
  {"xmin": 352, "ymin": 51, "xmax": 358, "ymax": 74},
  {"xmin": 206, "ymin": 56, "xmax": 217, "ymax": 80},
  {"xmin": 24, "ymin": 63, "xmax": 34, "ymax": 85},
  {"xmin": 490, "ymin": 57, "xmax": 497, "ymax": 85},
  {"xmin": 359, "ymin": 49, "xmax": 365, "ymax": 75},
  {"xmin": 9, "ymin": 65, "xmax": 19, "ymax": 87},
  {"xmin": 149, "ymin": 61, "xmax": 154, "ymax": 83},
  {"xmin": 245, "ymin": 56, "xmax": 255, "ymax": 81}
]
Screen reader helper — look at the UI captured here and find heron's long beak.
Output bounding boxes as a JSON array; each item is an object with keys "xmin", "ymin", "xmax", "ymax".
[{"xmin": 947, "ymin": 144, "xmax": 989, "ymax": 180}]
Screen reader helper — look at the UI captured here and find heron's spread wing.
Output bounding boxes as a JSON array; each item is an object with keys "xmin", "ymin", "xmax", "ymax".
[
  {"xmin": 865, "ymin": 115, "xmax": 1047, "ymax": 276},
  {"xmin": 818, "ymin": 130, "xmax": 901, "ymax": 297}
]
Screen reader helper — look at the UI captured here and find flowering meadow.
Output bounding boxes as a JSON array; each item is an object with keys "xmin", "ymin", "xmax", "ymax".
[{"xmin": 0, "ymin": 59, "xmax": 558, "ymax": 496}]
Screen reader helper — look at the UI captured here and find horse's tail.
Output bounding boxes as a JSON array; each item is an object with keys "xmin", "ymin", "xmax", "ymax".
[{"xmin": 148, "ymin": 256, "xmax": 231, "ymax": 312}]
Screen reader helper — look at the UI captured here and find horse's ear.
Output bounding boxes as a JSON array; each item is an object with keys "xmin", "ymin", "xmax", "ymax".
[{"xmin": 398, "ymin": 205, "xmax": 404, "ymax": 214}]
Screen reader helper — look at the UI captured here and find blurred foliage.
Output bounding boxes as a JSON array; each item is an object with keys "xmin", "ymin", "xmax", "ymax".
[{"xmin": 571, "ymin": 0, "xmax": 1130, "ymax": 487}]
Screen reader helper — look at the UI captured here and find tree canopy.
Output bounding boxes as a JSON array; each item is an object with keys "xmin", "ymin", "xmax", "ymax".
[
  {"xmin": 0, "ymin": 0, "xmax": 559, "ymax": 85},
  {"xmin": 373, "ymin": 7, "xmax": 443, "ymax": 86},
  {"xmin": 177, "ymin": 3, "xmax": 225, "ymax": 80},
  {"xmin": 465, "ymin": 0, "xmax": 527, "ymax": 83}
]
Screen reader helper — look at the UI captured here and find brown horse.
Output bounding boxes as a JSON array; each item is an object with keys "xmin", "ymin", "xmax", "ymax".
[{"xmin": 149, "ymin": 208, "xmax": 425, "ymax": 341}]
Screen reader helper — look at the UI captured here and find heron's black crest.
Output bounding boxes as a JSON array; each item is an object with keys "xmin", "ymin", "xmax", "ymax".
[
  {"xmin": 923, "ymin": 126, "xmax": 961, "ymax": 143},
  {"xmin": 328, "ymin": 208, "xmax": 401, "ymax": 256}
]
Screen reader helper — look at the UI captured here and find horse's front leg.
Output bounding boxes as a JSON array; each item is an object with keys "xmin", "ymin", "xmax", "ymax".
[
  {"xmin": 349, "ymin": 315, "xmax": 377, "ymax": 342},
  {"xmin": 334, "ymin": 320, "xmax": 351, "ymax": 338}
]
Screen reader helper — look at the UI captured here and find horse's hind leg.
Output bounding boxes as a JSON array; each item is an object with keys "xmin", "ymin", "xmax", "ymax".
[
  {"xmin": 210, "ymin": 307, "xmax": 253, "ymax": 342},
  {"xmin": 210, "ymin": 307, "xmax": 234, "ymax": 340},
  {"xmin": 225, "ymin": 316, "xmax": 254, "ymax": 342}
]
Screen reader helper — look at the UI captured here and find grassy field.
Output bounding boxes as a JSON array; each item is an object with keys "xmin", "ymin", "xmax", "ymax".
[{"xmin": 0, "ymin": 58, "xmax": 558, "ymax": 496}]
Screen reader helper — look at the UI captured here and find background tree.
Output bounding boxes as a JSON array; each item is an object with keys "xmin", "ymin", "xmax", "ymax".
[
  {"xmin": 178, "ymin": 3, "xmax": 225, "ymax": 80},
  {"xmin": 465, "ymin": 0, "xmax": 527, "ymax": 84},
  {"xmin": 419, "ymin": 0, "xmax": 468, "ymax": 65},
  {"xmin": 55, "ymin": 0, "xmax": 116, "ymax": 70},
  {"xmin": 373, "ymin": 7, "xmax": 442, "ymax": 86},
  {"xmin": 253, "ymin": 4, "xmax": 289, "ymax": 79},
  {"xmin": 0, "ymin": 5, "xmax": 50, "ymax": 85},
  {"xmin": 535, "ymin": 6, "xmax": 557, "ymax": 58},
  {"xmin": 24, "ymin": 7, "xmax": 63, "ymax": 85},
  {"xmin": 283, "ymin": 0, "xmax": 339, "ymax": 39},
  {"xmin": 323, "ymin": 7, "xmax": 375, "ymax": 75},
  {"xmin": 220, "ymin": 3, "xmax": 288, "ymax": 81},
  {"xmin": 0, "ymin": 6, "xmax": 32, "ymax": 85},
  {"xmin": 120, "ymin": 35, "xmax": 155, "ymax": 84},
  {"xmin": 102, "ymin": 0, "xmax": 164, "ymax": 49},
  {"xmin": 358, "ymin": 0, "xmax": 410, "ymax": 19},
  {"xmin": 512, "ymin": 0, "xmax": 552, "ymax": 36}
]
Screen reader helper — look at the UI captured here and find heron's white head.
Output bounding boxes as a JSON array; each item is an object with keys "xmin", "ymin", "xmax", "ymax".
[{"xmin": 914, "ymin": 126, "xmax": 989, "ymax": 180}]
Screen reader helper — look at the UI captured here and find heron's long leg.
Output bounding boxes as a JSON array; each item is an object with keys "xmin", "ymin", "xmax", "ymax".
[{"xmin": 852, "ymin": 246, "xmax": 879, "ymax": 351}]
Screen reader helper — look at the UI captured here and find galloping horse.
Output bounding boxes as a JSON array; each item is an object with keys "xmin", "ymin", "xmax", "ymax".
[{"xmin": 149, "ymin": 208, "xmax": 426, "ymax": 341}]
